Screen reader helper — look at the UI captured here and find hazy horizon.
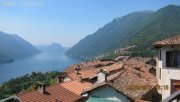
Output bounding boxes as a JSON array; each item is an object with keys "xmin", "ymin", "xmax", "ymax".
[{"xmin": 0, "ymin": 0, "xmax": 180, "ymax": 47}]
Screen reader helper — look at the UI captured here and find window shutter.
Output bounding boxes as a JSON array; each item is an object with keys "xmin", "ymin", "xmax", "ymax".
[{"xmin": 166, "ymin": 52, "xmax": 170, "ymax": 67}]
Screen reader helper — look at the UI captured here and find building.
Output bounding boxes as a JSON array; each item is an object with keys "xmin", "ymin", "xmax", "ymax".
[
  {"xmin": 153, "ymin": 35, "xmax": 180, "ymax": 100},
  {"xmin": 82, "ymin": 59, "xmax": 159, "ymax": 102},
  {"xmin": 1, "ymin": 59, "xmax": 159, "ymax": 102},
  {"xmin": 63, "ymin": 63, "xmax": 123, "ymax": 83},
  {"xmin": 1, "ymin": 83, "xmax": 81, "ymax": 102},
  {"xmin": 64, "ymin": 60, "xmax": 114, "ymax": 73},
  {"xmin": 0, "ymin": 63, "xmax": 122, "ymax": 102},
  {"xmin": 84, "ymin": 83, "xmax": 132, "ymax": 102},
  {"xmin": 1, "ymin": 80, "xmax": 93, "ymax": 102}
]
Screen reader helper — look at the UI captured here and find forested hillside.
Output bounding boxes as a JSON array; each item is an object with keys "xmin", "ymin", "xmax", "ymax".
[
  {"xmin": 0, "ymin": 71, "xmax": 59, "ymax": 99},
  {"xmin": 66, "ymin": 5, "xmax": 180, "ymax": 60}
]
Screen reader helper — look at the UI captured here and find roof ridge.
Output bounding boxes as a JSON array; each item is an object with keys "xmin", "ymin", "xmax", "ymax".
[{"xmin": 153, "ymin": 34, "xmax": 180, "ymax": 47}]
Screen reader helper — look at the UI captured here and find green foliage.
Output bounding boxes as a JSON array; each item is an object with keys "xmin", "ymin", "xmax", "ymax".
[
  {"xmin": 0, "ymin": 71, "xmax": 59, "ymax": 100},
  {"xmin": 66, "ymin": 5, "xmax": 180, "ymax": 59}
]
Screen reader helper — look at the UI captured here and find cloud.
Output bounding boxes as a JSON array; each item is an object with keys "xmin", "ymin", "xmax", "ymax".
[{"xmin": 0, "ymin": 0, "xmax": 44, "ymax": 7}]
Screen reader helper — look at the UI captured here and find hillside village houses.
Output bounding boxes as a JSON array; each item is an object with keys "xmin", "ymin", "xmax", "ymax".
[
  {"xmin": 1, "ymin": 35, "xmax": 180, "ymax": 102},
  {"xmin": 1, "ymin": 59, "xmax": 159, "ymax": 102}
]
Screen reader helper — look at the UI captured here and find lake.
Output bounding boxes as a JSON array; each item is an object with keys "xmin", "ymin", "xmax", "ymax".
[{"xmin": 0, "ymin": 52, "xmax": 81, "ymax": 84}]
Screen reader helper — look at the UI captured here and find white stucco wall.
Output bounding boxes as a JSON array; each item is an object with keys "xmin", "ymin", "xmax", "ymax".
[
  {"xmin": 157, "ymin": 46, "xmax": 180, "ymax": 99},
  {"xmin": 64, "ymin": 77, "xmax": 71, "ymax": 82},
  {"xmin": 97, "ymin": 72, "xmax": 106, "ymax": 83}
]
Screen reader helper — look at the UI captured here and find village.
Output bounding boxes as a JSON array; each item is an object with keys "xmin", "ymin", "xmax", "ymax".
[{"xmin": 1, "ymin": 35, "xmax": 180, "ymax": 102}]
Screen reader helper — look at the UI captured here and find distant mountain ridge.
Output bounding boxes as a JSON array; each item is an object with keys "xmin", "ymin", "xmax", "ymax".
[
  {"xmin": 66, "ymin": 5, "xmax": 180, "ymax": 59},
  {"xmin": 37, "ymin": 43, "xmax": 68, "ymax": 52},
  {"xmin": 0, "ymin": 31, "xmax": 40, "ymax": 63}
]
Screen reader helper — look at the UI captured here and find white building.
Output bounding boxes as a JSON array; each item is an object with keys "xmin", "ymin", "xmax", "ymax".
[{"xmin": 154, "ymin": 35, "xmax": 180, "ymax": 100}]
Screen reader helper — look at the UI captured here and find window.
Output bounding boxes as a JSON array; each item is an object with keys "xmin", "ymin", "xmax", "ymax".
[
  {"xmin": 171, "ymin": 80, "xmax": 180, "ymax": 94},
  {"xmin": 166, "ymin": 51, "xmax": 180, "ymax": 68},
  {"xmin": 159, "ymin": 68, "xmax": 161, "ymax": 79},
  {"xmin": 159, "ymin": 50, "xmax": 161, "ymax": 60}
]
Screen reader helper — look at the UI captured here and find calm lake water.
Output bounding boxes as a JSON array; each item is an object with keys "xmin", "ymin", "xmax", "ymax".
[{"xmin": 0, "ymin": 52, "xmax": 81, "ymax": 84}]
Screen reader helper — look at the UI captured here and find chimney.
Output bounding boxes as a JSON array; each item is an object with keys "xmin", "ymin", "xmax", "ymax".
[
  {"xmin": 56, "ymin": 73, "xmax": 66, "ymax": 83},
  {"xmin": 97, "ymin": 68, "xmax": 108, "ymax": 83},
  {"xmin": 56, "ymin": 75, "xmax": 61, "ymax": 83},
  {"xmin": 79, "ymin": 76, "xmax": 83, "ymax": 82},
  {"xmin": 75, "ymin": 65, "xmax": 81, "ymax": 75},
  {"xmin": 38, "ymin": 83, "xmax": 46, "ymax": 94}
]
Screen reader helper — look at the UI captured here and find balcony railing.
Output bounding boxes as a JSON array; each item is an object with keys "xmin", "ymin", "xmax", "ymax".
[{"xmin": 162, "ymin": 90, "xmax": 180, "ymax": 102}]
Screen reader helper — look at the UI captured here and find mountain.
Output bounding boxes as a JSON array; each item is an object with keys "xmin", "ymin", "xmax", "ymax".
[
  {"xmin": 37, "ymin": 43, "xmax": 68, "ymax": 53},
  {"xmin": 0, "ymin": 31, "xmax": 40, "ymax": 63},
  {"xmin": 66, "ymin": 5, "xmax": 180, "ymax": 60}
]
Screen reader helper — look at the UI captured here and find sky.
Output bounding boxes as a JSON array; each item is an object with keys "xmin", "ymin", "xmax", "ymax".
[{"xmin": 0, "ymin": 0, "xmax": 180, "ymax": 47}]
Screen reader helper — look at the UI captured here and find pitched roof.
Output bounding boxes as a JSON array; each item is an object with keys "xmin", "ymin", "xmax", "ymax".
[
  {"xmin": 61, "ymin": 80, "xmax": 92, "ymax": 95},
  {"xmin": 114, "ymin": 56, "xmax": 130, "ymax": 61},
  {"xmin": 16, "ymin": 84, "xmax": 80, "ymax": 102},
  {"xmin": 64, "ymin": 60, "xmax": 115, "ymax": 73},
  {"xmin": 124, "ymin": 58, "xmax": 149, "ymax": 72},
  {"xmin": 66, "ymin": 63, "xmax": 123, "ymax": 80},
  {"xmin": 16, "ymin": 80, "xmax": 92, "ymax": 102},
  {"xmin": 100, "ymin": 63, "xmax": 123, "ymax": 73},
  {"xmin": 84, "ymin": 58, "xmax": 157, "ymax": 101},
  {"xmin": 15, "ymin": 58, "xmax": 155, "ymax": 102},
  {"xmin": 153, "ymin": 35, "xmax": 180, "ymax": 47},
  {"xmin": 109, "ymin": 68, "xmax": 157, "ymax": 100},
  {"xmin": 66, "ymin": 68, "xmax": 98, "ymax": 80},
  {"xmin": 86, "ymin": 68, "xmax": 157, "ymax": 100}
]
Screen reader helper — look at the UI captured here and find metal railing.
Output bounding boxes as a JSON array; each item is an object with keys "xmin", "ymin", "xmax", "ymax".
[{"xmin": 162, "ymin": 90, "xmax": 180, "ymax": 102}]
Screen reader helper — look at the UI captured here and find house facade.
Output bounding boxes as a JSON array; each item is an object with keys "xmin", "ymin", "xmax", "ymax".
[
  {"xmin": 85, "ymin": 84, "xmax": 132, "ymax": 102},
  {"xmin": 83, "ymin": 59, "xmax": 159, "ymax": 102},
  {"xmin": 154, "ymin": 35, "xmax": 180, "ymax": 100}
]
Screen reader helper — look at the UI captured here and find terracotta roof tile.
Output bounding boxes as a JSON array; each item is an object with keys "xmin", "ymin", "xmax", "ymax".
[
  {"xmin": 124, "ymin": 58, "xmax": 149, "ymax": 72},
  {"xmin": 153, "ymin": 35, "xmax": 180, "ymax": 47},
  {"xmin": 64, "ymin": 60, "xmax": 115, "ymax": 73},
  {"xmin": 66, "ymin": 63, "xmax": 123, "ymax": 80},
  {"xmin": 109, "ymin": 68, "xmax": 157, "ymax": 100},
  {"xmin": 61, "ymin": 80, "xmax": 92, "ymax": 95},
  {"xmin": 114, "ymin": 56, "xmax": 130, "ymax": 61},
  {"xmin": 84, "ymin": 58, "xmax": 157, "ymax": 100},
  {"xmin": 16, "ymin": 80, "xmax": 92, "ymax": 102},
  {"xmin": 66, "ymin": 69, "xmax": 98, "ymax": 80},
  {"xmin": 14, "ymin": 58, "xmax": 155, "ymax": 102},
  {"xmin": 17, "ymin": 84, "xmax": 80, "ymax": 102},
  {"xmin": 101, "ymin": 63, "xmax": 123, "ymax": 73}
]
